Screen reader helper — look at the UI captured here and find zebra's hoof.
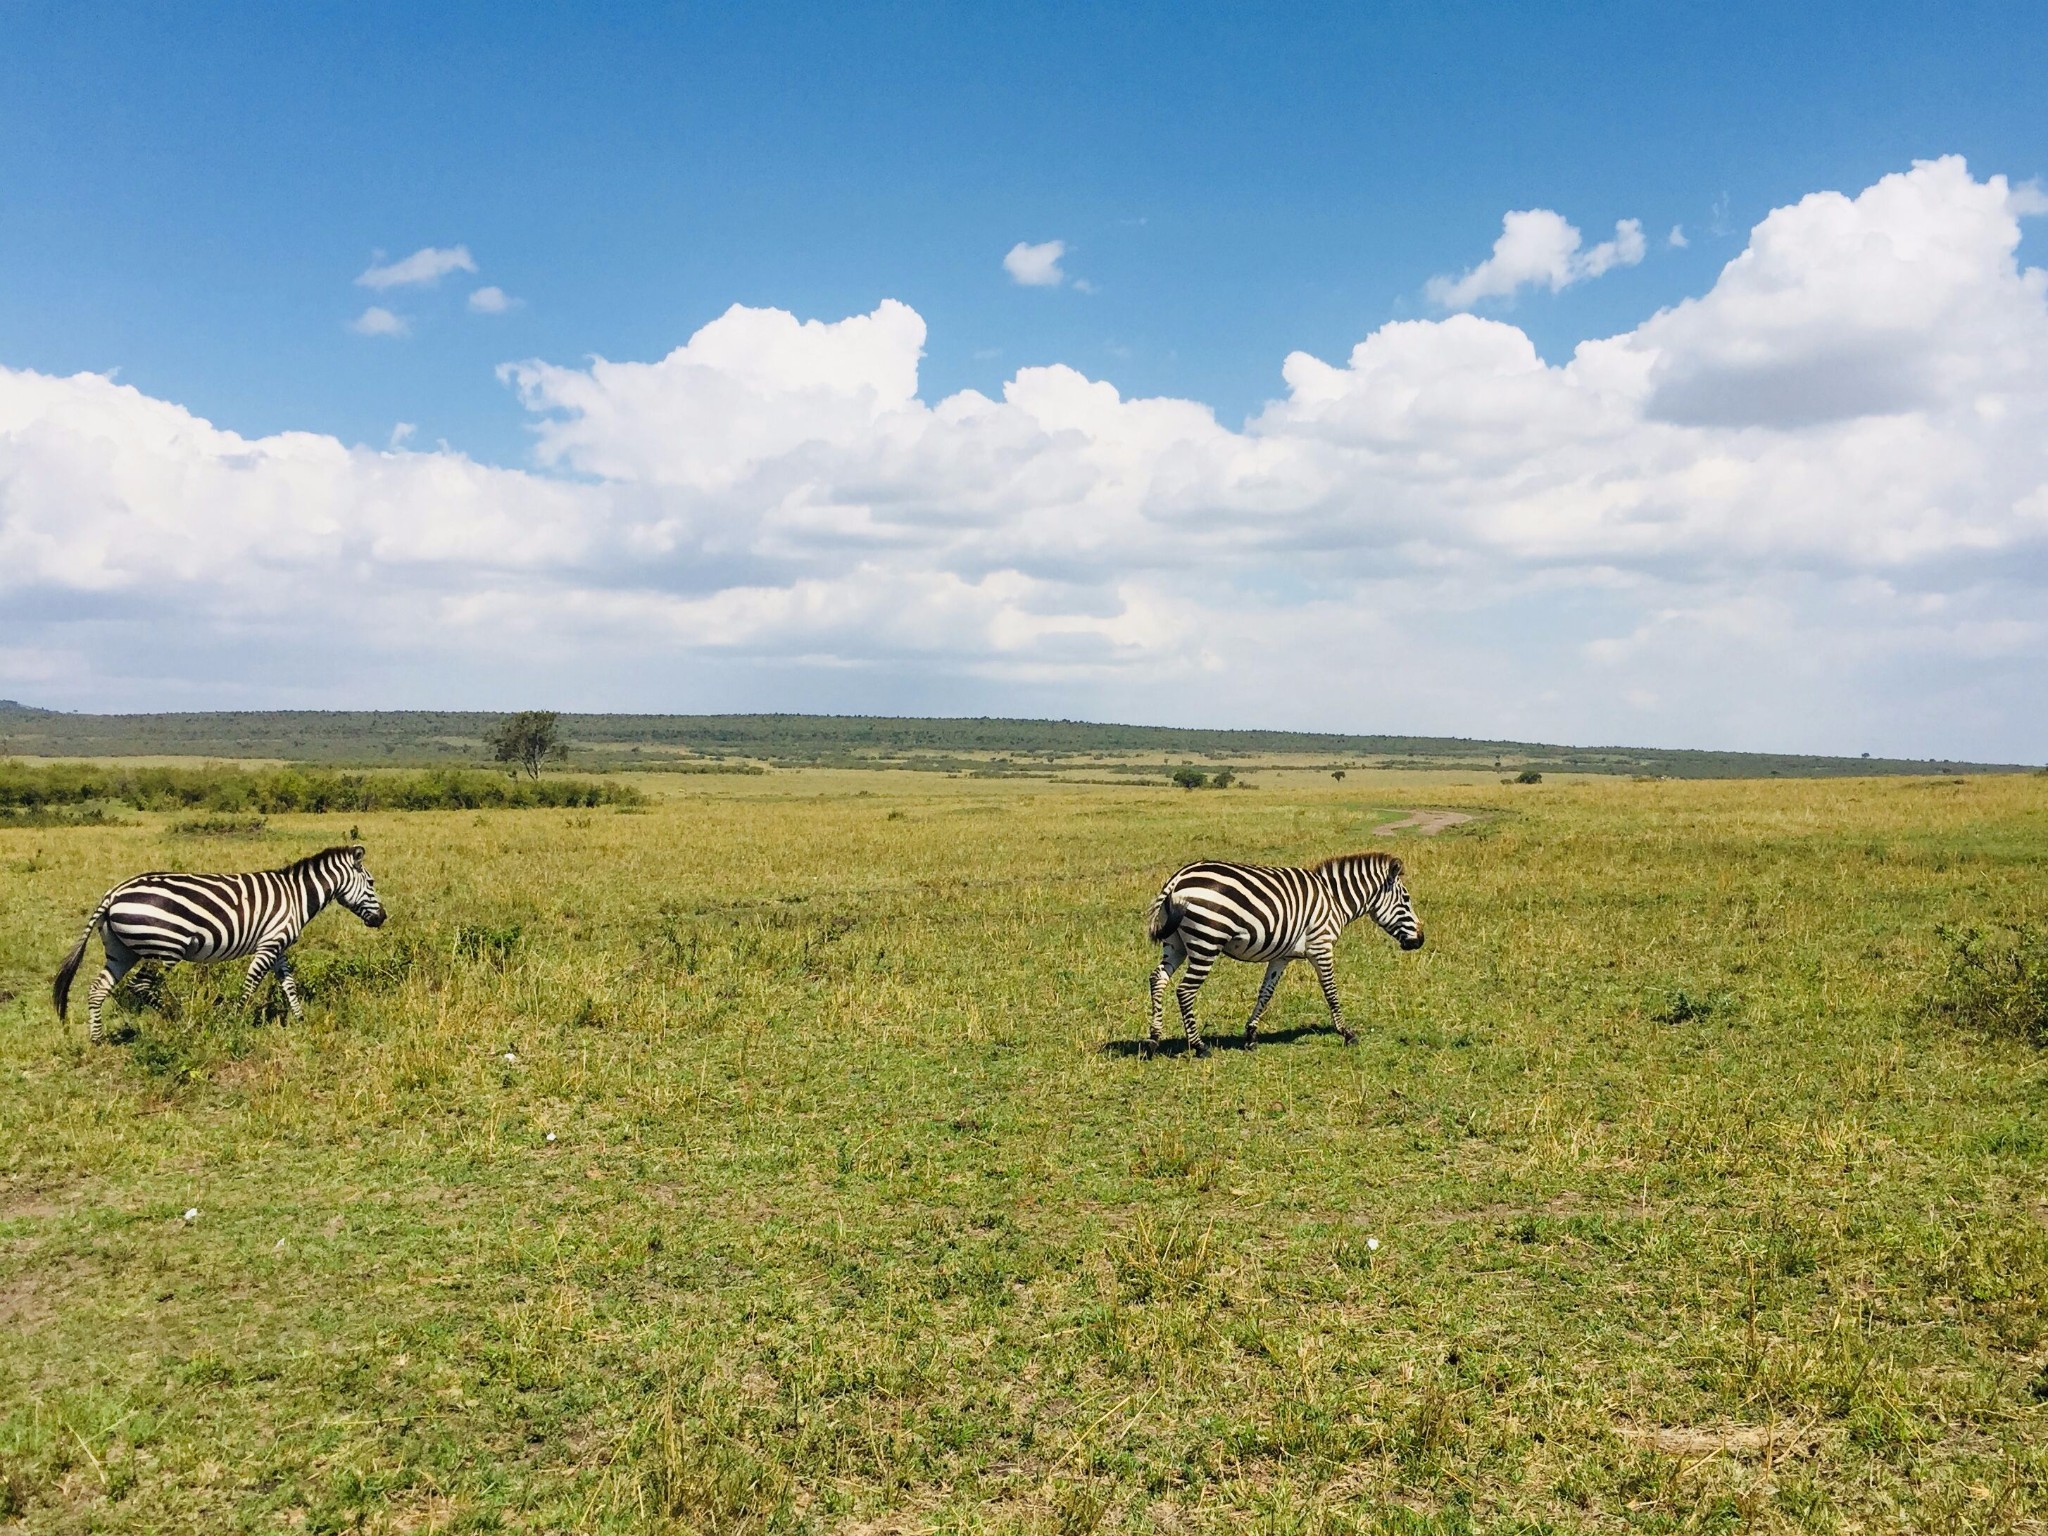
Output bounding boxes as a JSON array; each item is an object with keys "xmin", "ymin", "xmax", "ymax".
[
  {"xmin": 1339, "ymin": 1031, "xmax": 1358, "ymax": 1047},
  {"xmin": 1191, "ymin": 1041, "xmax": 1211, "ymax": 1059}
]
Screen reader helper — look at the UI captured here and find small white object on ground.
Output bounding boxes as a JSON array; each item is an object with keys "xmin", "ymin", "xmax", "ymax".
[
  {"xmin": 546, "ymin": 1132, "xmax": 556, "ymax": 1142},
  {"xmin": 183, "ymin": 1208, "xmax": 198, "ymax": 1222}
]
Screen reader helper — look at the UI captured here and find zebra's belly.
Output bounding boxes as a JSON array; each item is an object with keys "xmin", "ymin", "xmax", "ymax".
[
  {"xmin": 107, "ymin": 902, "xmax": 265, "ymax": 964},
  {"xmin": 1221, "ymin": 930, "xmax": 1309, "ymax": 963}
]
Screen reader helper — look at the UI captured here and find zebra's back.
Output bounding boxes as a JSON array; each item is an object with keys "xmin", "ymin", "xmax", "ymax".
[{"xmin": 103, "ymin": 870, "xmax": 301, "ymax": 964}]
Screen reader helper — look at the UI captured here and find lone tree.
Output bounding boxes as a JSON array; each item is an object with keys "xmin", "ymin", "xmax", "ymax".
[
  {"xmin": 487, "ymin": 711, "xmax": 567, "ymax": 779},
  {"xmin": 1171, "ymin": 765, "xmax": 1208, "ymax": 790},
  {"xmin": 1331, "ymin": 769, "xmax": 1347, "ymax": 782}
]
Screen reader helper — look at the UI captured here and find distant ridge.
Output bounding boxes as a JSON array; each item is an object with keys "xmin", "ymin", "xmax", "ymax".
[{"xmin": 0, "ymin": 707, "xmax": 2031, "ymax": 780}]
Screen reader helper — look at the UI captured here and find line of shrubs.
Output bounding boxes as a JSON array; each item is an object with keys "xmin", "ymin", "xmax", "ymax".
[{"xmin": 0, "ymin": 763, "xmax": 646, "ymax": 814}]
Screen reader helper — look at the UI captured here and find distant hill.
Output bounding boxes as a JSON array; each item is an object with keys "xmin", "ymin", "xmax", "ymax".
[{"xmin": 0, "ymin": 707, "xmax": 2032, "ymax": 780}]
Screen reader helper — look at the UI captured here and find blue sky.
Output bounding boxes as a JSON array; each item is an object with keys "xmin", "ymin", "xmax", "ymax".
[
  {"xmin": 3, "ymin": 3, "xmax": 2047, "ymax": 755},
  {"xmin": 5, "ymin": 1, "xmax": 2040, "ymax": 462}
]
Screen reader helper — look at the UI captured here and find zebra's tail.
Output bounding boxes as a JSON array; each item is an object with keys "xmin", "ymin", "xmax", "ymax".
[
  {"xmin": 52, "ymin": 901, "xmax": 108, "ymax": 1020},
  {"xmin": 1146, "ymin": 888, "xmax": 1182, "ymax": 944}
]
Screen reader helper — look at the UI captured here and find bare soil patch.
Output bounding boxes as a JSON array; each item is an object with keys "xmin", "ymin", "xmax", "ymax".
[
  {"xmin": 1617, "ymin": 1421, "xmax": 1819, "ymax": 1461},
  {"xmin": 1371, "ymin": 809, "xmax": 1476, "ymax": 836}
]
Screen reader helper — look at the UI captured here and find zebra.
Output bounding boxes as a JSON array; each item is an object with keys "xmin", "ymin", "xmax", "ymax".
[
  {"xmin": 52, "ymin": 844, "xmax": 388, "ymax": 1044},
  {"xmin": 1144, "ymin": 852, "xmax": 1423, "ymax": 1058}
]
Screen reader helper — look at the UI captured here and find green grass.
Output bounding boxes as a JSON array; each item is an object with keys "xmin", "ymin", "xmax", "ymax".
[{"xmin": 2, "ymin": 770, "xmax": 2045, "ymax": 1533}]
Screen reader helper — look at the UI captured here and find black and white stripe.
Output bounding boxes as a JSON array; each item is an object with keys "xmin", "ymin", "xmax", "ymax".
[
  {"xmin": 53, "ymin": 844, "xmax": 388, "ymax": 1043},
  {"xmin": 1145, "ymin": 852, "xmax": 1423, "ymax": 1058}
]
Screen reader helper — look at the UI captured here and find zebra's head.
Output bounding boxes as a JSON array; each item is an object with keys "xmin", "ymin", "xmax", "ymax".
[
  {"xmin": 335, "ymin": 844, "xmax": 387, "ymax": 928},
  {"xmin": 1369, "ymin": 857, "xmax": 1425, "ymax": 951}
]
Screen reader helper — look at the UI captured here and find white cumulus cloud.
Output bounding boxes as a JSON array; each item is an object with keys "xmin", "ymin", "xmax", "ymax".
[
  {"xmin": 1003, "ymin": 240, "xmax": 1068, "ymax": 287},
  {"xmin": 357, "ymin": 245, "xmax": 478, "ymax": 290},
  {"xmin": 469, "ymin": 286, "xmax": 517, "ymax": 314},
  {"xmin": 4, "ymin": 158, "xmax": 2046, "ymax": 755},
  {"xmin": 1427, "ymin": 210, "xmax": 1647, "ymax": 308},
  {"xmin": 350, "ymin": 306, "xmax": 409, "ymax": 338}
]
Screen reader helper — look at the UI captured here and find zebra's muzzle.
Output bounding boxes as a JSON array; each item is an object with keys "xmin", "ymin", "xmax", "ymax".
[
  {"xmin": 363, "ymin": 910, "xmax": 388, "ymax": 928},
  {"xmin": 1400, "ymin": 932, "xmax": 1425, "ymax": 951}
]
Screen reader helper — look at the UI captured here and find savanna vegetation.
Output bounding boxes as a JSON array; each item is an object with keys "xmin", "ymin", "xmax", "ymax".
[
  {"xmin": 0, "ymin": 700, "xmax": 2028, "ymax": 779},
  {"xmin": 0, "ymin": 763, "xmax": 645, "ymax": 821},
  {"xmin": 1, "ymin": 768, "xmax": 2044, "ymax": 1533}
]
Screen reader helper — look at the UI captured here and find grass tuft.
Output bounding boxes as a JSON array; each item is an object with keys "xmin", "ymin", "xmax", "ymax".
[{"xmin": 1923, "ymin": 918, "xmax": 2048, "ymax": 1045}]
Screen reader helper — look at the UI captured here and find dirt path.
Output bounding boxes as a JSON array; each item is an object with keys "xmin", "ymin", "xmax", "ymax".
[{"xmin": 1371, "ymin": 809, "xmax": 1475, "ymax": 836}]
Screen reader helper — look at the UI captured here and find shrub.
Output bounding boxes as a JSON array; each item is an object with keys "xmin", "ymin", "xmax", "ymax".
[
  {"xmin": 1515, "ymin": 769, "xmax": 1544, "ymax": 784},
  {"xmin": 169, "ymin": 815, "xmax": 268, "ymax": 837},
  {"xmin": 1170, "ymin": 765, "xmax": 1208, "ymax": 790},
  {"xmin": 1923, "ymin": 921, "xmax": 2048, "ymax": 1046},
  {"xmin": 0, "ymin": 763, "xmax": 644, "ymax": 815}
]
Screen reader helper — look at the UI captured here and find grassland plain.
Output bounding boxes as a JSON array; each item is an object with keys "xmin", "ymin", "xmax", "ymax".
[{"xmin": 0, "ymin": 769, "xmax": 2044, "ymax": 1535}]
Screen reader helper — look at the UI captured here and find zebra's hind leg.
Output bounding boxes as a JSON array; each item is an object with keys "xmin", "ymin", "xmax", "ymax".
[
  {"xmin": 1310, "ymin": 948, "xmax": 1355, "ymax": 1045},
  {"xmin": 1147, "ymin": 936, "xmax": 1186, "ymax": 1058},
  {"xmin": 1174, "ymin": 949, "xmax": 1219, "ymax": 1058},
  {"xmin": 1243, "ymin": 960, "xmax": 1287, "ymax": 1049},
  {"xmin": 86, "ymin": 940, "xmax": 139, "ymax": 1046}
]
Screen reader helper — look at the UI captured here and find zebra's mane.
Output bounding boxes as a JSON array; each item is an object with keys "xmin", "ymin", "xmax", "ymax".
[
  {"xmin": 1313, "ymin": 851, "xmax": 1401, "ymax": 881},
  {"xmin": 286, "ymin": 845, "xmax": 361, "ymax": 876}
]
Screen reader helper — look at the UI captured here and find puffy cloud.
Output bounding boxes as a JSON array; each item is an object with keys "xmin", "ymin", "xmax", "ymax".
[
  {"xmin": 1003, "ymin": 240, "xmax": 1068, "ymax": 287},
  {"xmin": 1428, "ymin": 210, "xmax": 1646, "ymax": 308},
  {"xmin": 357, "ymin": 245, "xmax": 478, "ymax": 290},
  {"xmin": 468, "ymin": 286, "xmax": 517, "ymax": 314},
  {"xmin": 350, "ymin": 306, "xmax": 409, "ymax": 338},
  {"xmin": 4, "ymin": 158, "xmax": 2046, "ymax": 754}
]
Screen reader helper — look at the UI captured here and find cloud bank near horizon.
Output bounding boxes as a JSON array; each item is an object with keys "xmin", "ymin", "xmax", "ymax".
[{"xmin": 3, "ymin": 158, "xmax": 2045, "ymax": 758}]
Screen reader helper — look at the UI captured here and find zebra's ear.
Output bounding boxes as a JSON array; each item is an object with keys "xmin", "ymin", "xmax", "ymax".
[
  {"xmin": 350, "ymin": 843, "xmax": 366, "ymax": 865},
  {"xmin": 1388, "ymin": 856, "xmax": 1404, "ymax": 878}
]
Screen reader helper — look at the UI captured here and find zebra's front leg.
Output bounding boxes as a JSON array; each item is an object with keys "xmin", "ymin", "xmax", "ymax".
[
  {"xmin": 1310, "ymin": 948, "xmax": 1355, "ymax": 1045},
  {"xmin": 1242, "ymin": 961, "xmax": 1287, "ymax": 1049},
  {"xmin": 242, "ymin": 945, "xmax": 292, "ymax": 1022},
  {"xmin": 273, "ymin": 953, "xmax": 306, "ymax": 1022},
  {"xmin": 1174, "ymin": 949, "xmax": 1219, "ymax": 1059},
  {"xmin": 1147, "ymin": 937, "xmax": 1186, "ymax": 1059}
]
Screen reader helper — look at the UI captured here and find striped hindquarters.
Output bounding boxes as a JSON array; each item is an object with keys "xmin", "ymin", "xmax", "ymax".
[
  {"xmin": 1155, "ymin": 860, "xmax": 1325, "ymax": 961},
  {"xmin": 102, "ymin": 869, "xmax": 304, "ymax": 963}
]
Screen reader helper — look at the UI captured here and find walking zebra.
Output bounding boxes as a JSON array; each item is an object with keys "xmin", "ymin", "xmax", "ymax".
[
  {"xmin": 1145, "ymin": 852, "xmax": 1423, "ymax": 1058},
  {"xmin": 53, "ymin": 844, "xmax": 388, "ymax": 1044}
]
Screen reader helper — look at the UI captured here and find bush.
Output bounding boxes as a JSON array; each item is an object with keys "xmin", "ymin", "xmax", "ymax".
[
  {"xmin": 1515, "ymin": 769, "xmax": 1544, "ymax": 784},
  {"xmin": 1924, "ymin": 921, "xmax": 2048, "ymax": 1046},
  {"xmin": 1171, "ymin": 766, "xmax": 1208, "ymax": 790},
  {"xmin": 0, "ymin": 763, "xmax": 645, "ymax": 815},
  {"xmin": 169, "ymin": 815, "xmax": 269, "ymax": 837},
  {"xmin": 0, "ymin": 804, "xmax": 123, "ymax": 828}
]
